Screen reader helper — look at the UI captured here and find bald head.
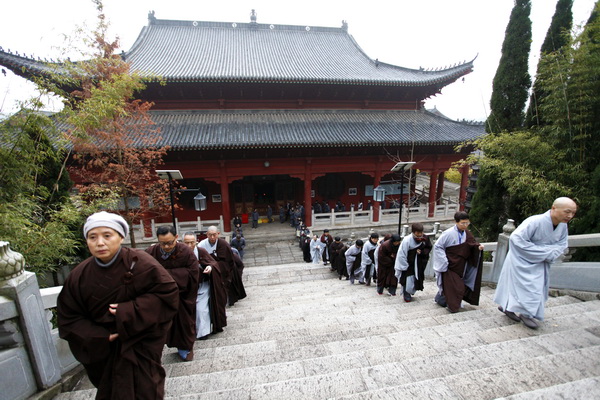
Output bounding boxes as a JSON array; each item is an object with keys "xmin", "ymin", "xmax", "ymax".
[
  {"xmin": 550, "ymin": 197, "xmax": 577, "ymax": 225},
  {"xmin": 206, "ymin": 225, "xmax": 220, "ymax": 245}
]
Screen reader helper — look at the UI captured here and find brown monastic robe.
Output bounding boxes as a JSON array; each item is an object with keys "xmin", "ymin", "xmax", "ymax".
[
  {"xmin": 146, "ymin": 242, "xmax": 200, "ymax": 351},
  {"xmin": 442, "ymin": 231, "xmax": 483, "ymax": 313},
  {"xmin": 208, "ymin": 238, "xmax": 246, "ymax": 306},
  {"xmin": 377, "ymin": 239, "xmax": 400, "ymax": 290},
  {"xmin": 57, "ymin": 248, "xmax": 179, "ymax": 400},
  {"xmin": 197, "ymin": 247, "xmax": 228, "ymax": 333}
]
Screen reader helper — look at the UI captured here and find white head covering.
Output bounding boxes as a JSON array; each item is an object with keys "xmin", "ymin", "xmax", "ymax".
[{"xmin": 83, "ymin": 211, "xmax": 129, "ymax": 238}]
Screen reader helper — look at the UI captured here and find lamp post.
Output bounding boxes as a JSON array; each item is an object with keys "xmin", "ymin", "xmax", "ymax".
[
  {"xmin": 391, "ymin": 161, "xmax": 416, "ymax": 235},
  {"xmin": 156, "ymin": 170, "xmax": 183, "ymax": 232},
  {"xmin": 156, "ymin": 170, "xmax": 208, "ymax": 234}
]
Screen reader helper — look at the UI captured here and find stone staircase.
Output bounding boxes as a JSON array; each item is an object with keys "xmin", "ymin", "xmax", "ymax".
[{"xmin": 54, "ymin": 262, "xmax": 600, "ymax": 399}]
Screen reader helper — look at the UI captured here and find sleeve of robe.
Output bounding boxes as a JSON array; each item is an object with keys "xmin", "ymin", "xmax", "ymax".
[
  {"xmin": 114, "ymin": 256, "xmax": 181, "ymax": 343},
  {"xmin": 395, "ymin": 238, "xmax": 411, "ymax": 278},
  {"xmin": 433, "ymin": 229, "xmax": 454, "ymax": 273},
  {"xmin": 509, "ymin": 214, "xmax": 568, "ymax": 265}
]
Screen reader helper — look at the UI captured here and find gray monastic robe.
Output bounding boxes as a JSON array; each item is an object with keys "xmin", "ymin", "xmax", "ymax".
[{"xmin": 493, "ymin": 210, "xmax": 568, "ymax": 320}]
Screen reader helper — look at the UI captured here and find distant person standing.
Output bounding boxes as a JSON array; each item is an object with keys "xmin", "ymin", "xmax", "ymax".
[
  {"xmin": 267, "ymin": 205, "xmax": 273, "ymax": 223},
  {"xmin": 395, "ymin": 223, "xmax": 432, "ymax": 302},
  {"xmin": 57, "ymin": 212, "xmax": 179, "ymax": 399},
  {"xmin": 230, "ymin": 234, "xmax": 246, "ymax": 259},
  {"xmin": 251, "ymin": 209, "xmax": 259, "ymax": 229},
  {"xmin": 495, "ymin": 197, "xmax": 577, "ymax": 329},
  {"xmin": 433, "ymin": 212, "xmax": 484, "ymax": 313},
  {"xmin": 279, "ymin": 205, "xmax": 286, "ymax": 223}
]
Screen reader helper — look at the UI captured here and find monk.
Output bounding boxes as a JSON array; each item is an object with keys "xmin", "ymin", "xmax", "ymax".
[
  {"xmin": 433, "ymin": 211, "xmax": 484, "ymax": 313},
  {"xmin": 198, "ymin": 225, "xmax": 246, "ymax": 306},
  {"xmin": 182, "ymin": 232, "xmax": 228, "ymax": 338},
  {"xmin": 146, "ymin": 225, "xmax": 200, "ymax": 361},
  {"xmin": 58, "ymin": 212, "xmax": 178, "ymax": 399},
  {"xmin": 395, "ymin": 223, "xmax": 433, "ymax": 302},
  {"xmin": 494, "ymin": 197, "xmax": 576, "ymax": 329}
]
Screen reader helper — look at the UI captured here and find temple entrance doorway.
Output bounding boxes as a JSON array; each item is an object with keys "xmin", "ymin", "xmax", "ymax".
[{"xmin": 231, "ymin": 175, "xmax": 301, "ymax": 218}]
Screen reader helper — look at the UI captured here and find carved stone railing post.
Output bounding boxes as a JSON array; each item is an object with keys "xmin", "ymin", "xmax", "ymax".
[
  {"xmin": 491, "ymin": 219, "xmax": 516, "ymax": 283},
  {"xmin": 0, "ymin": 241, "xmax": 61, "ymax": 390}
]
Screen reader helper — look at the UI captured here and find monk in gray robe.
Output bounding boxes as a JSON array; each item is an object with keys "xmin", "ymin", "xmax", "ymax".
[{"xmin": 494, "ymin": 197, "xmax": 576, "ymax": 329}]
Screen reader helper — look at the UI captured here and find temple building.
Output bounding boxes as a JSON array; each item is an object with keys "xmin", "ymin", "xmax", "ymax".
[{"xmin": 0, "ymin": 10, "xmax": 485, "ymax": 233}]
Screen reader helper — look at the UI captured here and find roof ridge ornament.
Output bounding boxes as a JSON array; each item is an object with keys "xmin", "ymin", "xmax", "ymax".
[
  {"xmin": 250, "ymin": 9, "xmax": 257, "ymax": 24},
  {"xmin": 148, "ymin": 10, "xmax": 156, "ymax": 24},
  {"xmin": 342, "ymin": 20, "xmax": 348, "ymax": 32}
]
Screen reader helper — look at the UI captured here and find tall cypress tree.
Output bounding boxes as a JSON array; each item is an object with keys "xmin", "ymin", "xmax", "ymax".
[
  {"xmin": 471, "ymin": 0, "xmax": 533, "ymax": 240},
  {"xmin": 526, "ymin": 0, "xmax": 574, "ymax": 127},
  {"xmin": 486, "ymin": 0, "xmax": 533, "ymax": 133}
]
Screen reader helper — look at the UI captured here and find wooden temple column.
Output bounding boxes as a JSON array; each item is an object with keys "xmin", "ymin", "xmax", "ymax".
[
  {"xmin": 436, "ymin": 172, "xmax": 445, "ymax": 205},
  {"xmin": 304, "ymin": 159, "xmax": 312, "ymax": 227},
  {"xmin": 219, "ymin": 161, "xmax": 232, "ymax": 232},
  {"xmin": 428, "ymin": 170, "xmax": 438, "ymax": 218},
  {"xmin": 459, "ymin": 164, "xmax": 469, "ymax": 211}
]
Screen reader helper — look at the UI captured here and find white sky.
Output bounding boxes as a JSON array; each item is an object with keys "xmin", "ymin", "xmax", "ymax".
[{"xmin": 0, "ymin": 0, "xmax": 596, "ymax": 121}]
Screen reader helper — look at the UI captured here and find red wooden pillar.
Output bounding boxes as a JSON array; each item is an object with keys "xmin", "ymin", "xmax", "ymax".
[
  {"xmin": 304, "ymin": 159, "xmax": 312, "ymax": 227},
  {"xmin": 428, "ymin": 170, "xmax": 438, "ymax": 217},
  {"xmin": 459, "ymin": 164, "xmax": 469, "ymax": 211},
  {"xmin": 436, "ymin": 172, "xmax": 445, "ymax": 205},
  {"xmin": 219, "ymin": 162, "xmax": 232, "ymax": 232}
]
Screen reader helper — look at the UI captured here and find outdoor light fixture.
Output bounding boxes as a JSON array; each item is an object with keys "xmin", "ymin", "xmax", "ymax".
[
  {"xmin": 193, "ymin": 192, "xmax": 207, "ymax": 211},
  {"xmin": 264, "ymin": 161, "xmax": 270, "ymax": 167},
  {"xmin": 155, "ymin": 170, "xmax": 183, "ymax": 232},
  {"xmin": 373, "ymin": 186, "xmax": 385, "ymax": 202},
  {"xmin": 391, "ymin": 161, "xmax": 416, "ymax": 235}
]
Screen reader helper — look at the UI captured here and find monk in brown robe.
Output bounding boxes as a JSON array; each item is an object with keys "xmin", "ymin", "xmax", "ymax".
[
  {"xmin": 182, "ymin": 232, "xmax": 228, "ymax": 336},
  {"xmin": 58, "ymin": 212, "xmax": 179, "ymax": 400},
  {"xmin": 146, "ymin": 225, "xmax": 200, "ymax": 361},
  {"xmin": 198, "ymin": 225, "xmax": 246, "ymax": 307},
  {"xmin": 433, "ymin": 211, "xmax": 484, "ymax": 313},
  {"xmin": 377, "ymin": 234, "xmax": 401, "ymax": 296}
]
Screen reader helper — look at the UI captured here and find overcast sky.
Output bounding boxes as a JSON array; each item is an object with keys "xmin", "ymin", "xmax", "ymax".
[{"xmin": 0, "ymin": 0, "xmax": 596, "ymax": 121}]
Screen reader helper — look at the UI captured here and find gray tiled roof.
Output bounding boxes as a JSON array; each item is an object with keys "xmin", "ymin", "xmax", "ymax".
[
  {"xmin": 144, "ymin": 109, "xmax": 485, "ymax": 150},
  {"xmin": 124, "ymin": 18, "xmax": 474, "ymax": 86}
]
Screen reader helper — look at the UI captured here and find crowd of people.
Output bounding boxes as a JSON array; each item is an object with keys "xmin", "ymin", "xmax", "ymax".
[
  {"xmin": 55, "ymin": 197, "xmax": 576, "ymax": 397},
  {"xmin": 298, "ymin": 223, "xmax": 437, "ymax": 303},
  {"xmin": 57, "ymin": 213, "xmax": 247, "ymax": 398},
  {"xmin": 299, "ymin": 197, "xmax": 577, "ymax": 332}
]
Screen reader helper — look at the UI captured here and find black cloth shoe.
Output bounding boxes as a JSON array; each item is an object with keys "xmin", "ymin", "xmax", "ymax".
[
  {"xmin": 519, "ymin": 314, "xmax": 539, "ymax": 329},
  {"xmin": 498, "ymin": 306, "xmax": 520, "ymax": 322},
  {"xmin": 435, "ymin": 292, "xmax": 447, "ymax": 308}
]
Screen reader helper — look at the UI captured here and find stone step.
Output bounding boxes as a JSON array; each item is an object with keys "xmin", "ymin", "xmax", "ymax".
[
  {"xmin": 501, "ymin": 376, "xmax": 600, "ymax": 399},
  {"xmin": 336, "ymin": 344, "xmax": 600, "ymax": 400},
  {"xmin": 160, "ymin": 302, "xmax": 600, "ymax": 379},
  {"xmin": 162, "ymin": 340, "xmax": 600, "ymax": 399},
  {"xmin": 54, "ymin": 261, "xmax": 600, "ymax": 400}
]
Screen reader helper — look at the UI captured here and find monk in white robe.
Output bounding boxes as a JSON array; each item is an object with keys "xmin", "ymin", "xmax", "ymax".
[{"xmin": 494, "ymin": 197, "xmax": 576, "ymax": 329}]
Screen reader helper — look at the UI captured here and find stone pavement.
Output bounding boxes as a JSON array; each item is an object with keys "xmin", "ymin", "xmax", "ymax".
[{"xmin": 55, "ymin": 260, "xmax": 600, "ymax": 399}]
